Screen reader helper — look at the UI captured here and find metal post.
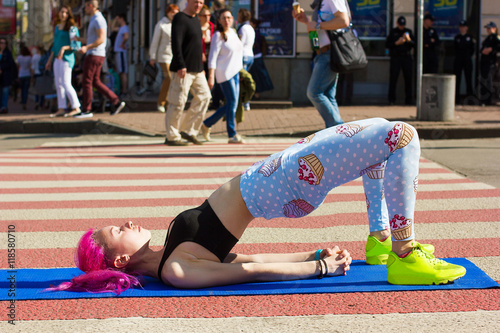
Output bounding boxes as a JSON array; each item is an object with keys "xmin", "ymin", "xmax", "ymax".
[{"xmin": 416, "ymin": 0, "xmax": 424, "ymax": 119}]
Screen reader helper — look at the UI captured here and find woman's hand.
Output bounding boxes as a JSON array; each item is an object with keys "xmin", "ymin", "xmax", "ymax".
[
  {"xmin": 208, "ymin": 75, "xmax": 215, "ymax": 90},
  {"xmin": 45, "ymin": 61, "xmax": 52, "ymax": 71},
  {"xmin": 149, "ymin": 59, "xmax": 156, "ymax": 67},
  {"xmin": 322, "ymin": 246, "xmax": 352, "ymax": 276}
]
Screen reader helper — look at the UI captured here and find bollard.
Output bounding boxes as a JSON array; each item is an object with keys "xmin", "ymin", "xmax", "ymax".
[{"xmin": 420, "ymin": 74, "xmax": 455, "ymax": 121}]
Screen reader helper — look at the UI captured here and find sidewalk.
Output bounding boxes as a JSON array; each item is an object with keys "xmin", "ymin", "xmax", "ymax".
[{"xmin": 1, "ymin": 96, "xmax": 499, "ymax": 139}]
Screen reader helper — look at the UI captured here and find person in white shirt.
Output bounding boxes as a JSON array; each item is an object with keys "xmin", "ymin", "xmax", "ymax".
[
  {"xmin": 149, "ymin": 4, "xmax": 179, "ymax": 112},
  {"xmin": 237, "ymin": 8, "xmax": 255, "ymax": 71},
  {"xmin": 237, "ymin": 8, "xmax": 255, "ymax": 111},
  {"xmin": 113, "ymin": 13, "xmax": 129, "ymax": 95},
  {"xmin": 201, "ymin": 9, "xmax": 244, "ymax": 144},
  {"xmin": 17, "ymin": 45, "xmax": 32, "ymax": 110}
]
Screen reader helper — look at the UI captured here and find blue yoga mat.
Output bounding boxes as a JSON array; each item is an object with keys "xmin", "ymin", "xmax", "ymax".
[{"xmin": 1, "ymin": 259, "xmax": 498, "ymax": 300}]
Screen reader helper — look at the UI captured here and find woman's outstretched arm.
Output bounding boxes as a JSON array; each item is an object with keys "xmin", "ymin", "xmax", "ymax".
[
  {"xmin": 164, "ymin": 247, "xmax": 351, "ymax": 289},
  {"xmin": 223, "ymin": 248, "xmax": 331, "ymax": 264}
]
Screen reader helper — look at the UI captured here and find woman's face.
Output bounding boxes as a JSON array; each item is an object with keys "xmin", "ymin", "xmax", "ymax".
[
  {"xmin": 167, "ymin": 9, "xmax": 179, "ymax": 21},
  {"xmin": 95, "ymin": 221, "xmax": 152, "ymax": 259},
  {"xmin": 199, "ymin": 9, "xmax": 210, "ymax": 24},
  {"xmin": 59, "ymin": 7, "xmax": 69, "ymax": 22},
  {"xmin": 0, "ymin": 40, "xmax": 6, "ymax": 51},
  {"xmin": 219, "ymin": 11, "xmax": 233, "ymax": 31}
]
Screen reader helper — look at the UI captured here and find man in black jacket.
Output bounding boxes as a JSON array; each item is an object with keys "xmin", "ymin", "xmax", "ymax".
[
  {"xmin": 453, "ymin": 20, "xmax": 475, "ymax": 103},
  {"xmin": 478, "ymin": 21, "xmax": 500, "ymax": 106},
  {"xmin": 386, "ymin": 16, "xmax": 414, "ymax": 105},
  {"xmin": 164, "ymin": 0, "xmax": 210, "ymax": 146},
  {"xmin": 423, "ymin": 14, "xmax": 440, "ymax": 74}
]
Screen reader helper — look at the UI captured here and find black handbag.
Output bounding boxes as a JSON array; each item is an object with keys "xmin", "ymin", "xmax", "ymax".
[
  {"xmin": 317, "ymin": 0, "xmax": 367, "ymax": 73},
  {"xmin": 327, "ymin": 28, "xmax": 367, "ymax": 73},
  {"xmin": 143, "ymin": 61, "xmax": 159, "ymax": 80}
]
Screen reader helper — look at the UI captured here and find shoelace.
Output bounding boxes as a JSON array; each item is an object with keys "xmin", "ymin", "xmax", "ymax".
[{"xmin": 414, "ymin": 247, "xmax": 446, "ymax": 265}]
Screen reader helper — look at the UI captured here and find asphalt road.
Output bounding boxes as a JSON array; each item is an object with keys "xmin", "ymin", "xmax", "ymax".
[{"xmin": 2, "ymin": 134, "xmax": 499, "ymax": 189}]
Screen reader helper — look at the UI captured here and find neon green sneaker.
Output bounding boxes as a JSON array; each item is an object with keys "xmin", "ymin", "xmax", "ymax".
[
  {"xmin": 365, "ymin": 236, "xmax": 435, "ymax": 265},
  {"xmin": 387, "ymin": 244, "xmax": 466, "ymax": 285}
]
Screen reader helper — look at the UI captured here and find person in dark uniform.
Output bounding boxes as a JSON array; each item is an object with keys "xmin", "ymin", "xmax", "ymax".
[
  {"xmin": 453, "ymin": 20, "xmax": 475, "ymax": 103},
  {"xmin": 386, "ymin": 16, "xmax": 414, "ymax": 105},
  {"xmin": 423, "ymin": 14, "xmax": 440, "ymax": 74},
  {"xmin": 479, "ymin": 21, "xmax": 500, "ymax": 106}
]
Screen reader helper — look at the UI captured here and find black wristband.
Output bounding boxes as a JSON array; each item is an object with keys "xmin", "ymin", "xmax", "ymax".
[
  {"xmin": 321, "ymin": 259, "xmax": 328, "ymax": 276},
  {"xmin": 317, "ymin": 260, "xmax": 325, "ymax": 279}
]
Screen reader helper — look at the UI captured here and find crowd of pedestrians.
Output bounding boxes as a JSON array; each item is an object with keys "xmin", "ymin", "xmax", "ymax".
[{"xmin": 3, "ymin": 0, "xmax": 499, "ymax": 138}]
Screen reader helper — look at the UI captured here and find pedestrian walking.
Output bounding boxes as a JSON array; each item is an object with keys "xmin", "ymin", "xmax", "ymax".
[
  {"xmin": 45, "ymin": 5, "xmax": 82, "ymax": 117},
  {"xmin": 237, "ymin": 8, "xmax": 254, "ymax": 112},
  {"xmin": 17, "ymin": 45, "xmax": 32, "ymax": 110},
  {"xmin": 202, "ymin": 9, "xmax": 244, "ymax": 144},
  {"xmin": 164, "ymin": 0, "xmax": 211, "ymax": 146},
  {"xmin": 478, "ymin": 21, "xmax": 500, "ymax": 106},
  {"xmin": 292, "ymin": 0, "xmax": 350, "ymax": 128},
  {"xmin": 0, "ymin": 38, "xmax": 16, "ymax": 114},
  {"xmin": 149, "ymin": 4, "xmax": 180, "ymax": 113},
  {"xmin": 75, "ymin": 0, "xmax": 126, "ymax": 118},
  {"xmin": 386, "ymin": 16, "xmax": 414, "ymax": 105},
  {"xmin": 113, "ymin": 13, "xmax": 129, "ymax": 96},
  {"xmin": 453, "ymin": 20, "xmax": 475, "ymax": 104},
  {"xmin": 51, "ymin": 118, "xmax": 466, "ymax": 293},
  {"xmin": 423, "ymin": 14, "xmax": 440, "ymax": 74}
]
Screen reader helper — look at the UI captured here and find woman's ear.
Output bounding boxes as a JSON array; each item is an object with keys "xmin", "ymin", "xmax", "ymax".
[{"xmin": 113, "ymin": 254, "xmax": 130, "ymax": 269}]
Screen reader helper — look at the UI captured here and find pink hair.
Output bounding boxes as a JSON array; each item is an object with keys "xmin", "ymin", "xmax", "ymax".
[{"xmin": 46, "ymin": 229, "xmax": 142, "ymax": 295}]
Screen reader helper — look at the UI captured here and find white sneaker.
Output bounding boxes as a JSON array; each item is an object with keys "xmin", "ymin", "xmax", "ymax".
[
  {"xmin": 157, "ymin": 105, "xmax": 165, "ymax": 112},
  {"xmin": 73, "ymin": 112, "xmax": 93, "ymax": 118},
  {"xmin": 201, "ymin": 124, "xmax": 211, "ymax": 142},
  {"xmin": 228, "ymin": 134, "xmax": 245, "ymax": 144}
]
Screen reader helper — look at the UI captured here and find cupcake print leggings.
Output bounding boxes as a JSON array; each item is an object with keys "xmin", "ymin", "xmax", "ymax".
[{"xmin": 240, "ymin": 117, "xmax": 420, "ymax": 242}]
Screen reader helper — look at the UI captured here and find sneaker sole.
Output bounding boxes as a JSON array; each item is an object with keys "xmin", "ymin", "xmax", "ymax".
[{"xmin": 388, "ymin": 271, "xmax": 466, "ymax": 285}]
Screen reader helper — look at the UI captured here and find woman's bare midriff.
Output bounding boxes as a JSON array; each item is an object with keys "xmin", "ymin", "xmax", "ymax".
[{"xmin": 207, "ymin": 175, "xmax": 255, "ymax": 239}]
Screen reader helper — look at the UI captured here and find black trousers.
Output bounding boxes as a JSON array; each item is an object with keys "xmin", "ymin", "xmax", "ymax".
[
  {"xmin": 478, "ymin": 62, "xmax": 495, "ymax": 104},
  {"xmin": 454, "ymin": 57, "xmax": 473, "ymax": 99},
  {"xmin": 423, "ymin": 52, "xmax": 438, "ymax": 74},
  {"xmin": 389, "ymin": 56, "xmax": 413, "ymax": 104}
]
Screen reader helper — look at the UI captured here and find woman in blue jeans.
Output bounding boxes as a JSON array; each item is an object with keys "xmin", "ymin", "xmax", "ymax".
[
  {"xmin": 292, "ymin": 0, "xmax": 348, "ymax": 128},
  {"xmin": 202, "ymin": 9, "xmax": 244, "ymax": 144},
  {"xmin": 0, "ymin": 38, "xmax": 16, "ymax": 114}
]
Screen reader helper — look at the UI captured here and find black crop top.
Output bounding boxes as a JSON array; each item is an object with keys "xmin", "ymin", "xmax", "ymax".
[{"xmin": 157, "ymin": 200, "xmax": 239, "ymax": 283}]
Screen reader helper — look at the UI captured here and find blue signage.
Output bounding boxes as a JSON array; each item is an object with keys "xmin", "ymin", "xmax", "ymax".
[
  {"xmin": 258, "ymin": 0, "xmax": 296, "ymax": 57},
  {"xmin": 424, "ymin": 0, "xmax": 466, "ymax": 39},
  {"xmin": 350, "ymin": 0, "xmax": 388, "ymax": 39}
]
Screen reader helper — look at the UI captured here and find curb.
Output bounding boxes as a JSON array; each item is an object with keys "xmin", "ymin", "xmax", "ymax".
[
  {"xmin": 0, "ymin": 119, "xmax": 159, "ymax": 137},
  {"xmin": 1, "ymin": 119, "xmax": 499, "ymax": 140}
]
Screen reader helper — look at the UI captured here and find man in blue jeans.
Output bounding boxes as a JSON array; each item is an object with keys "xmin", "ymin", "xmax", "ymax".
[{"xmin": 292, "ymin": 0, "xmax": 349, "ymax": 128}]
